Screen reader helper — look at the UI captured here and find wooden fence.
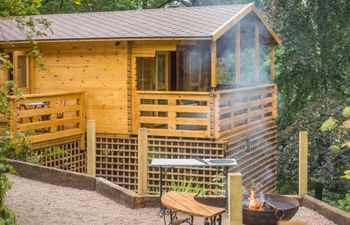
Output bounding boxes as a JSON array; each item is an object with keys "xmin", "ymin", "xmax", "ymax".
[
  {"xmin": 7, "ymin": 91, "xmax": 86, "ymax": 146},
  {"xmin": 215, "ymin": 84, "xmax": 275, "ymax": 139},
  {"xmin": 134, "ymin": 91, "xmax": 212, "ymax": 138},
  {"xmin": 34, "ymin": 135, "xmax": 87, "ymax": 173},
  {"xmin": 95, "ymin": 134, "xmax": 226, "ymax": 194}
]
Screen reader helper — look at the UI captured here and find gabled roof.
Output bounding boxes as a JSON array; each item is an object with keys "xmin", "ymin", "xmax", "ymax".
[{"xmin": 0, "ymin": 3, "xmax": 280, "ymax": 44}]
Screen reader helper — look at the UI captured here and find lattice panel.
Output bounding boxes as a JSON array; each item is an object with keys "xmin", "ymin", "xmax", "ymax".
[
  {"xmin": 34, "ymin": 138, "xmax": 86, "ymax": 173},
  {"xmin": 96, "ymin": 136, "xmax": 138, "ymax": 191},
  {"xmin": 147, "ymin": 137, "xmax": 226, "ymax": 194},
  {"xmin": 95, "ymin": 135, "xmax": 226, "ymax": 194}
]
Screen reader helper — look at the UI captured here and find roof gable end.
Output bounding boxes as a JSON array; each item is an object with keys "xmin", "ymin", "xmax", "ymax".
[{"xmin": 212, "ymin": 3, "xmax": 281, "ymax": 45}]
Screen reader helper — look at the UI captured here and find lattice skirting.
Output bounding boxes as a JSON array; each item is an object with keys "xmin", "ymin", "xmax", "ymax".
[
  {"xmin": 95, "ymin": 135, "xmax": 226, "ymax": 194},
  {"xmin": 32, "ymin": 136, "xmax": 87, "ymax": 173}
]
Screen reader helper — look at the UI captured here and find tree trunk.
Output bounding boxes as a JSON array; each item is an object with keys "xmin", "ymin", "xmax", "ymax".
[{"xmin": 315, "ymin": 183, "xmax": 323, "ymax": 200}]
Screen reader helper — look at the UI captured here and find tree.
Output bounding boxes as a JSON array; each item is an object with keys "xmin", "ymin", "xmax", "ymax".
[
  {"xmin": 0, "ymin": 0, "xmax": 51, "ymax": 70},
  {"xmin": 0, "ymin": 1, "xmax": 52, "ymax": 223},
  {"xmin": 39, "ymin": 0, "xmax": 261, "ymax": 13},
  {"xmin": 277, "ymin": 97, "xmax": 350, "ymax": 201},
  {"xmin": 263, "ymin": 0, "xmax": 350, "ymax": 129},
  {"xmin": 263, "ymin": 0, "xmax": 350, "ymax": 204}
]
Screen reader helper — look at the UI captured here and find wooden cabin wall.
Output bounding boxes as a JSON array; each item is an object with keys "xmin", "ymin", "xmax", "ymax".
[
  {"xmin": 33, "ymin": 41, "xmax": 128, "ymax": 135},
  {"xmin": 0, "ymin": 66, "xmax": 5, "ymax": 83}
]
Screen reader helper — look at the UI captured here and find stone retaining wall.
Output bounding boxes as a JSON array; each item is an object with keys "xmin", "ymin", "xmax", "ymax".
[
  {"xmin": 301, "ymin": 195, "xmax": 350, "ymax": 225},
  {"xmin": 7, "ymin": 159, "xmax": 159, "ymax": 209}
]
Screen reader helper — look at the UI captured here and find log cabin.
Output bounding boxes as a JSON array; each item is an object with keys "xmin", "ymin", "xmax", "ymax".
[{"xmin": 0, "ymin": 3, "xmax": 280, "ymax": 194}]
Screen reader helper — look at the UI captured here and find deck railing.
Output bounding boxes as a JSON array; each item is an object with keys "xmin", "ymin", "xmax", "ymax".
[
  {"xmin": 6, "ymin": 91, "xmax": 86, "ymax": 145},
  {"xmin": 134, "ymin": 91, "xmax": 212, "ymax": 138},
  {"xmin": 214, "ymin": 84, "xmax": 276, "ymax": 139},
  {"xmin": 134, "ymin": 84, "xmax": 276, "ymax": 140}
]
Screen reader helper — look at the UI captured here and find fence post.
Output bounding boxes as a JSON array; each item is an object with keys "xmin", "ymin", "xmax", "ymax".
[
  {"xmin": 299, "ymin": 131, "xmax": 308, "ymax": 196},
  {"xmin": 8, "ymin": 97, "xmax": 18, "ymax": 138},
  {"xmin": 228, "ymin": 173, "xmax": 243, "ymax": 225},
  {"xmin": 138, "ymin": 128, "xmax": 148, "ymax": 195},
  {"xmin": 87, "ymin": 120, "xmax": 96, "ymax": 176}
]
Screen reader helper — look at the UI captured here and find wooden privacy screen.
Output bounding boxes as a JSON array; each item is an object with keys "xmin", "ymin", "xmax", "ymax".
[
  {"xmin": 33, "ymin": 136, "xmax": 87, "ymax": 173},
  {"xmin": 134, "ymin": 91, "xmax": 212, "ymax": 138},
  {"xmin": 215, "ymin": 84, "xmax": 275, "ymax": 139},
  {"xmin": 7, "ymin": 91, "xmax": 85, "ymax": 145},
  {"xmin": 95, "ymin": 135, "xmax": 226, "ymax": 194},
  {"xmin": 224, "ymin": 117, "xmax": 277, "ymax": 193}
]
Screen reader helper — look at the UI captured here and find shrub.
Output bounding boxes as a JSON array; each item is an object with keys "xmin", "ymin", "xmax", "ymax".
[{"xmin": 277, "ymin": 97, "xmax": 350, "ymax": 199}]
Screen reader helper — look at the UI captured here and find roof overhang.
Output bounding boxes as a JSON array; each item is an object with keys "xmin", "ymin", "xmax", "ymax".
[
  {"xmin": 0, "ymin": 36, "xmax": 212, "ymax": 45},
  {"xmin": 211, "ymin": 3, "xmax": 281, "ymax": 45}
]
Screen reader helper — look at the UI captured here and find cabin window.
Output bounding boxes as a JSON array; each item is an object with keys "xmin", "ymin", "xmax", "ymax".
[
  {"xmin": 188, "ymin": 52, "xmax": 201, "ymax": 91},
  {"xmin": 7, "ymin": 51, "xmax": 31, "ymax": 92},
  {"xmin": 136, "ymin": 52, "xmax": 169, "ymax": 91},
  {"xmin": 17, "ymin": 55, "xmax": 29, "ymax": 89},
  {"xmin": 136, "ymin": 57, "xmax": 155, "ymax": 91},
  {"xmin": 155, "ymin": 52, "xmax": 169, "ymax": 91}
]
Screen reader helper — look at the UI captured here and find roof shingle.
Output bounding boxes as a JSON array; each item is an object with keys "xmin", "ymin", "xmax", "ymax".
[{"xmin": 0, "ymin": 4, "xmax": 249, "ymax": 42}]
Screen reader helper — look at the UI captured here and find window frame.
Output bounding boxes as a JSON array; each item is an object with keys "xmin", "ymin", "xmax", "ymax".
[{"xmin": 12, "ymin": 51, "xmax": 31, "ymax": 93}]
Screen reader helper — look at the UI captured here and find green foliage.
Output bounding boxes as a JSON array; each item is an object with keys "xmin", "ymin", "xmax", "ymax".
[
  {"xmin": 171, "ymin": 180, "xmax": 208, "ymax": 196},
  {"xmin": 264, "ymin": 0, "xmax": 350, "ymax": 129},
  {"xmin": 212, "ymin": 173, "xmax": 225, "ymax": 195},
  {"xmin": 320, "ymin": 117, "xmax": 337, "ymax": 132},
  {"xmin": 341, "ymin": 170, "xmax": 350, "ymax": 180},
  {"xmin": 277, "ymin": 97, "xmax": 350, "ymax": 196},
  {"xmin": 39, "ymin": 0, "xmax": 260, "ymax": 13},
  {"xmin": 338, "ymin": 193, "xmax": 350, "ymax": 212}
]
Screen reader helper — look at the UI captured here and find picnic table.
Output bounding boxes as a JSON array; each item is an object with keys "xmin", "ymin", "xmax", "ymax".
[
  {"xmin": 150, "ymin": 158, "xmax": 237, "ymax": 225},
  {"xmin": 161, "ymin": 191, "xmax": 225, "ymax": 225}
]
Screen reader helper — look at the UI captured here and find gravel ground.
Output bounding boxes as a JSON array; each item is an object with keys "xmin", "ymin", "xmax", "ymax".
[{"xmin": 5, "ymin": 174, "xmax": 336, "ymax": 225}]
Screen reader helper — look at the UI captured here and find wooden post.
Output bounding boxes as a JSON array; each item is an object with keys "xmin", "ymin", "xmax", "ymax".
[
  {"xmin": 87, "ymin": 120, "xmax": 96, "ymax": 176},
  {"xmin": 235, "ymin": 23, "xmax": 240, "ymax": 84},
  {"xmin": 228, "ymin": 173, "xmax": 243, "ymax": 225},
  {"xmin": 8, "ymin": 97, "xmax": 18, "ymax": 138},
  {"xmin": 299, "ymin": 131, "xmax": 308, "ymax": 196},
  {"xmin": 80, "ymin": 92, "xmax": 86, "ymax": 149},
  {"xmin": 270, "ymin": 45, "xmax": 275, "ymax": 81},
  {"xmin": 138, "ymin": 128, "xmax": 148, "ymax": 195},
  {"xmin": 272, "ymin": 84, "xmax": 278, "ymax": 119},
  {"xmin": 211, "ymin": 41, "xmax": 217, "ymax": 88},
  {"xmin": 255, "ymin": 22, "xmax": 260, "ymax": 83}
]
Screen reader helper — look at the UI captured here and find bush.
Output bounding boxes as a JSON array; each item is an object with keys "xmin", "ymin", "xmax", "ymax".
[
  {"xmin": 338, "ymin": 193, "xmax": 350, "ymax": 212},
  {"xmin": 277, "ymin": 97, "xmax": 350, "ymax": 199}
]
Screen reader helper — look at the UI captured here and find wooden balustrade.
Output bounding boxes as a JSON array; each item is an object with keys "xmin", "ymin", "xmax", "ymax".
[
  {"xmin": 214, "ymin": 84, "xmax": 275, "ymax": 139},
  {"xmin": 134, "ymin": 91, "xmax": 212, "ymax": 138},
  {"xmin": 134, "ymin": 84, "xmax": 275, "ymax": 140},
  {"xmin": 7, "ymin": 91, "xmax": 86, "ymax": 145}
]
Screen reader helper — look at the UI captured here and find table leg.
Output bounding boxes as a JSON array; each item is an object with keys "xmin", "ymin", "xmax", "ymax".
[
  {"xmin": 224, "ymin": 167, "xmax": 228, "ymax": 209},
  {"xmin": 159, "ymin": 167, "xmax": 165, "ymax": 217}
]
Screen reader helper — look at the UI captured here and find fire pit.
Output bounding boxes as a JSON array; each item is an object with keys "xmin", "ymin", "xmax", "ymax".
[{"xmin": 243, "ymin": 188, "xmax": 300, "ymax": 225}]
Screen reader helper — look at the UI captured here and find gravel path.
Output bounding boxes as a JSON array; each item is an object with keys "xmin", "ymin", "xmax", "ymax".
[{"xmin": 5, "ymin": 175, "xmax": 336, "ymax": 225}]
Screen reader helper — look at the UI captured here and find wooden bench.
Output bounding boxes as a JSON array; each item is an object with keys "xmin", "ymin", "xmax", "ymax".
[{"xmin": 161, "ymin": 191, "xmax": 225, "ymax": 225}]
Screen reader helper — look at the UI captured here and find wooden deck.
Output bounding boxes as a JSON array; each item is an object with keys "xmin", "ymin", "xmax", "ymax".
[{"xmin": 133, "ymin": 84, "xmax": 276, "ymax": 140}]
